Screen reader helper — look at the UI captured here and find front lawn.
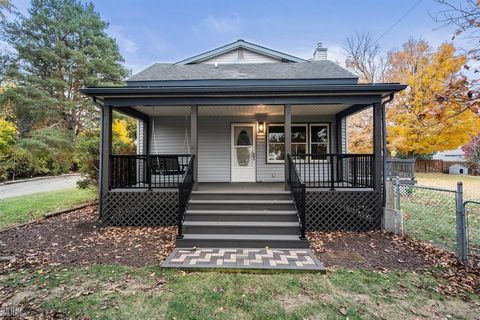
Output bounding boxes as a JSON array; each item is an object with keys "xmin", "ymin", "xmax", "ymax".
[
  {"xmin": 0, "ymin": 188, "xmax": 97, "ymax": 228},
  {"xmin": 401, "ymin": 173, "xmax": 480, "ymax": 254},
  {"xmin": 1, "ymin": 265, "xmax": 478, "ymax": 319},
  {"xmin": 416, "ymin": 173, "xmax": 480, "ymax": 200}
]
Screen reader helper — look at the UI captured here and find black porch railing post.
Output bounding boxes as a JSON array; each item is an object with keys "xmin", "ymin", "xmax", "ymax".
[
  {"xmin": 329, "ymin": 154, "xmax": 335, "ymax": 190},
  {"xmin": 147, "ymin": 156, "xmax": 152, "ymax": 190},
  {"xmin": 300, "ymin": 183, "xmax": 306, "ymax": 239},
  {"xmin": 178, "ymin": 181, "xmax": 184, "ymax": 238},
  {"xmin": 287, "ymin": 155, "xmax": 307, "ymax": 240},
  {"xmin": 353, "ymin": 157, "xmax": 358, "ymax": 187},
  {"xmin": 177, "ymin": 155, "xmax": 194, "ymax": 240}
]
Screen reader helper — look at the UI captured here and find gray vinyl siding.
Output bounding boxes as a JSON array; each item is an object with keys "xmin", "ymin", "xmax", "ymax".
[
  {"xmin": 136, "ymin": 120, "xmax": 144, "ymax": 154},
  {"xmin": 197, "ymin": 117, "xmax": 233, "ymax": 182},
  {"xmin": 341, "ymin": 117, "xmax": 348, "ymax": 153},
  {"xmin": 198, "ymin": 48, "xmax": 280, "ymax": 64},
  {"xmin": 150, "ymin": 117, "xmax": 191, "ymax": 154},
  {"xmin": 149, "ymin": 115, "xmax": 337, "ymax": 183}
]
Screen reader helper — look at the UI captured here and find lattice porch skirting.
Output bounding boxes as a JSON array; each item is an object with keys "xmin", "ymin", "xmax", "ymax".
[
  {"xmin": 101, "ymin": 190, "xmax": 178, "ymax": 227},
  {"xmin": 306, "ymin": 190, "xmax": 382, "ymax": 231},
  {"xmin": 100, "ymin": 190, "xmax": 382, "ymax": 231}
]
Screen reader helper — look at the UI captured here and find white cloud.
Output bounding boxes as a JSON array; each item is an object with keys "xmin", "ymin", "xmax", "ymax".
[
  {"xmin": 143, "ymin": 29, "xmax": 166, "ymax": 53},
  {"xmin": 198, "ymin": 14, "xmax": 242, "ymax": 34},
  {"xmin": 108, "ymin": 25, "xmax": 138, "ymax": 54}
]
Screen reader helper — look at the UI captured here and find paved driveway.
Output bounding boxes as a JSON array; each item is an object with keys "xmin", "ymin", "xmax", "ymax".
[{"xmin": 0, "ymin": 175, "xmax": 81, "ymax": 199}]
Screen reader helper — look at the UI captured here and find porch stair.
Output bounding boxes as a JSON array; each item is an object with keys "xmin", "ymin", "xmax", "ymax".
[{"xmin": 176, "ymin": 191, "xmax": 309, "ymax": 249}]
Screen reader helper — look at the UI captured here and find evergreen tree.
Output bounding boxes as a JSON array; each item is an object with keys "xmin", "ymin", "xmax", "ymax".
[{"xmin": 1, "ymin": 0, "xmax": 129, "ymax": 136}]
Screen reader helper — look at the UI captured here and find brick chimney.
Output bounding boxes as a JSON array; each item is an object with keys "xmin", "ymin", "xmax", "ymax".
[{"xmin": 313, "ymin": 43, "xmax": 327, "ymax": 60}]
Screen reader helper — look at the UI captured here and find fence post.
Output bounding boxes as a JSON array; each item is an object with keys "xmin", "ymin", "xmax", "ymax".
[
  {"xmin": 456, "ymin": 181, "xmax": 468, "ymax": 264},
  {"xmin": 395, "ymin": 176, "xmax": 401, "ymax": 210}
]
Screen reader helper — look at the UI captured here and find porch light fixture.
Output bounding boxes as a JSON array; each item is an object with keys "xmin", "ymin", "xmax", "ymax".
[{"xmin": 257, "ymin": 121, "xmax": 265, "ymax": 134}]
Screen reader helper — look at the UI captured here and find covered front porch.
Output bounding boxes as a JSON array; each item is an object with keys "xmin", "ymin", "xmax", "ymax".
[
  {"xmin": 82, "ymin": 83, "xmax": 404, "ymax": 235},
  {"xmin": 107, "ymin": 103, "xmax": 378, "ymax": 192}
]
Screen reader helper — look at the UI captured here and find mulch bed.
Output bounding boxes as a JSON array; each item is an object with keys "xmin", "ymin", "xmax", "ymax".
[
  {"xmin": 1, "ymin": 205, "xmax": 478, "ymax": 295},
  {"xmin": 0, "ymin": 205, "xmax": 176, "ymax": 274},
  {"xmin": 308, "ymin": 231, "xmax": 480, "ymax": 295},
  {"xmin": 308, "ymin": 231, "xmax": 428, "ymax": 271}
]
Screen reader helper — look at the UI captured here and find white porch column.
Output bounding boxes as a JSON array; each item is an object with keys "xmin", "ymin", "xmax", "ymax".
[
  {"xmin": 191, "ymin": 105, "xmax": 198, "ymax": 190},
  {"xmin": 284, "ymin": 104, "xmax": 292, "ymax": 190}
]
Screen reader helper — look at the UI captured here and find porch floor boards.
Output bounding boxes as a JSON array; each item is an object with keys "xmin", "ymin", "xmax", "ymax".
[{"xmin": 197, "ymin": 182, "xmax": 284, "ymax": 193}]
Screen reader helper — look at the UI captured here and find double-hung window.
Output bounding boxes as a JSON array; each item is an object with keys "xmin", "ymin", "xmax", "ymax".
[
  {"xmin": 310, "ymin": 124, "xmax": 330, "ymax": 160},
  {"xmin": 266, "ymin": 124, "xmax": 309, "ymax": 163}
]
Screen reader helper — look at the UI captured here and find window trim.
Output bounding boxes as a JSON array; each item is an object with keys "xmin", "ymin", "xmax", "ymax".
[
  {"xmin": 309, "ymin": 123, "xmax": 331, "ymax": 163},
  {"xmin": 266, "ymin": 122, "xmax": 331, "ymax": 164}
]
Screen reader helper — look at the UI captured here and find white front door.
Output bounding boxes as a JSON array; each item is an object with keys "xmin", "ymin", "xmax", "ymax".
[{"xmin": 231, "ymin": 124, "xmax": 256, "ymax": 182}]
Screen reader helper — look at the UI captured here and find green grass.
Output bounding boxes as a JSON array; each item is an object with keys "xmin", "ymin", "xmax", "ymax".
[
  {"xmin": 0, "ymin": 188, "xmax": 97, "ymax": 228},
  {"xmin": 1, "ymin": 265, "xmax": 477, "ymax": 320},
  {"xmin": 399, "ymin": 183, "xmax": 480, "ymax": 253}
]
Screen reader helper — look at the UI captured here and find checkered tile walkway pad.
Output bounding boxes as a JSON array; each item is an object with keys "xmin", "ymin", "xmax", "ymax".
[{"xmin": 162, "ymin": 248, "xmax": 325, "ymax": 271}]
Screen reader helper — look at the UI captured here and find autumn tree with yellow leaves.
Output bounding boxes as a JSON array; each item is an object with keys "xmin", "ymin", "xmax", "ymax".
[{"xmin": 386, "ymin": 40, "xmax": 480, "ymax": 156}]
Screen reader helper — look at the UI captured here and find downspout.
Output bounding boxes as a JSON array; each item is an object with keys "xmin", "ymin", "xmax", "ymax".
[
  {"xmin": 381, "ymin": 93, "xmax": 394, "ymax": 207},
  {"xmin": 93, "ymin": 97, "xmax": 104, "ymax": 220}
]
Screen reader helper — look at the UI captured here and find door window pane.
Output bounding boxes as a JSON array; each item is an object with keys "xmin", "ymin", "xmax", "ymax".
[
  {"xmin": 235, "ymin": 127, "xmax": 252, "ymax": 146},
  {"xmin": 235, "ymin": 147, "xmax": 251, "ymax": 166}
]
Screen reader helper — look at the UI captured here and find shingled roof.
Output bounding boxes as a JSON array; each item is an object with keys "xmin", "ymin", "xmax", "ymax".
[{"xmin": 127, "ymin": 60, "xmax": 358, "ymax": 83}]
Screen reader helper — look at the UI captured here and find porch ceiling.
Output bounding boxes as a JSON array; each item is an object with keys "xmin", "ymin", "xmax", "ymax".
[{"xmin": 132, "ymin": 104, "xmax": 352, "ymax": 117}]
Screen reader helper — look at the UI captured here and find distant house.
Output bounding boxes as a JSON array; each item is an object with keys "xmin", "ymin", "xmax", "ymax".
[
  {"xmin": 433, "ymin": 148, "xmax": 466, "ymax": 162},
  {"xmin": 81, "ymin": 39, "xmax": 406, "ymax": 249}
]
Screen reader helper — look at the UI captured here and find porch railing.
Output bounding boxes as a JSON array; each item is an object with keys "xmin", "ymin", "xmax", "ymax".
[
  {"xmin": 110, "ymin": 154, "xmax": 191, "ymax": 189},
  {"xmin": 290, "ymin": 153, "xmax": 374, "ymax": 189},
  {"xmin": 177, "ymin": 155, "xmax": 195, "ymax": 239},
  {"xmin": 287, "ymin": 155, "xmax": 306, "ymax": 240}
]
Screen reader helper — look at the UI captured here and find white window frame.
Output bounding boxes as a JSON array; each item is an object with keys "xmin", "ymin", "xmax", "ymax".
[
  {"xmin": 309, "ymin": 123, "xmax": 330, "ymax": 162},
  {"xmin": 266, "ymin": 123, "xmax": 308, "ymax": 164}
]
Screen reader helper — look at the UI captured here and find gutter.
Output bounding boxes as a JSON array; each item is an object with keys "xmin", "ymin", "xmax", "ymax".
[{"xmin": 80, "ymin": 83, "xmax": 407, "ymax": 98}]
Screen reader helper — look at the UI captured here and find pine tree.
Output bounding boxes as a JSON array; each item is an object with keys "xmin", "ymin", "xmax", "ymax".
[{"xmin": 1, "ymin": 0, "xmax": 129, "ymax": 136}]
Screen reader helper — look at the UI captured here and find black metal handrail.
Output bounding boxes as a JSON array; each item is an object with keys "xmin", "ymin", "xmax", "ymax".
[
  {"xmin": 287, "ymin": 154, "xmax": 306, "ymax": 240},
  {"xmin": 177, "ymin": 155, "xmax": 195, "ymax": 239},
  {"xmin": 290, "ymin": 153, "xmax": 374, "ymax": 189},
  {"xmin": 110, "ymin": 154, "xmax": 191, "ymax": 189}
]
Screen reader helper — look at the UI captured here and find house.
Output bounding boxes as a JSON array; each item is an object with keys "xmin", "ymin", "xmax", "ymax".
[
  {"xmin": 81, "ymin": 40, "xmax": 406, "ymax": 249},
  {"xmin": 449, "ymin": 163, "xmax": 469, "ymax": 175},
  {"xmin": 433, "ymin": 148, "xmax": 466, "ymax": 162}
]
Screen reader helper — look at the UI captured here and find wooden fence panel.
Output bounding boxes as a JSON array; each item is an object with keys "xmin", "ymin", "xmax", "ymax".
[{"xmin": 415, "ymin": 159, "xmax": 468, "ymax": 173}]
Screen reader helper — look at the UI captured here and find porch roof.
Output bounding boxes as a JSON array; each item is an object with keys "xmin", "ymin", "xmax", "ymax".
[{"xmin": 81, "ymin": 82, "xmax": 407, "ymax": 101}]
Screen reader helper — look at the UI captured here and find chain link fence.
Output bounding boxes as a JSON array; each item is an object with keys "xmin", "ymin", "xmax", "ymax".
[
  {"xmin": 464, "ymin": 201, "xmax": 480, "ymax": 258},
  {"xmin": 395, "ymin": 182, "xmax": 458, "ymax": 251},
  {"xmin": 390, "ymin": 178, "xmax": 479, "ymax": 264}
]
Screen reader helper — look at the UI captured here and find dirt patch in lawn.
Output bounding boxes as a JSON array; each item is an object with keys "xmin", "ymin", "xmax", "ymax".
[
  {"xmin": 0, "ymin": 205, "xmax": 176, "ymax": 274},
  {"xmin": 308, "ymin": 231, "xmax": 428, "ymax": 271}
]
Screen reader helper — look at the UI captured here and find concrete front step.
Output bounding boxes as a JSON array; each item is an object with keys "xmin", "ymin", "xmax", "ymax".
[
  {"xmin": 188, "ymin": 199, "xmax": 296, "ymax": 211},
  {"xmin": 190, "ymin": 192, "xmax": 292, "ymax": 201},
  {"xmin": 177, "ymin": 234, "xmax": 309, "ymax": 249},
  {"xmin": 185, "ymin": 210, "xmax": 299, "ymax": 222},
  {"xmin": 182, "ymin": 221, "xmax": 300, "ymax": 235}
]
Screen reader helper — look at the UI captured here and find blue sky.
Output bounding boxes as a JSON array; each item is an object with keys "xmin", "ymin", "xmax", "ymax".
[{"xmin": 10, "ymin": 0, "xmax": 466, "ymax": 73}]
